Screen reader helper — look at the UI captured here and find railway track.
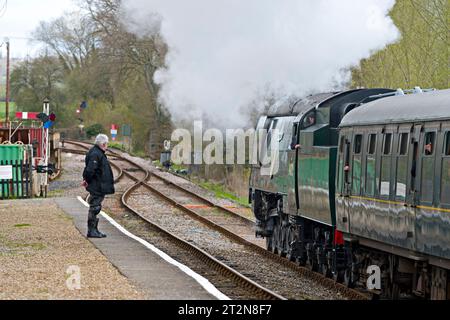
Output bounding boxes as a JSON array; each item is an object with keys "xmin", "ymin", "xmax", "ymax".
[
  {"xmin": 61, "ymin": 140, "xmax": 369, "ymax": 300},
  {"xmin": 61, "ymin": 141, "xmax": 284, "ymax": 300}
]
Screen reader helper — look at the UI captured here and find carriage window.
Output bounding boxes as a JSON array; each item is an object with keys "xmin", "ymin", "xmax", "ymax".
[
  {"xmin": 444, "ymin": 132, "xmax": 450, "ymax": 156},
  {"xmin": 366, "ymin": 157, "xmax": 376, "ymax": 197},
  {"xmin": 399, "ymin": 133, "xmax": 409, "ymax": 155},
  {"xmin": 424, "ymin": 132, "xmax": 435, "ymax": 156},
  {"xmin": 441, "ymin": 132, "xmax": 450, "ymax": 205},
  {"xmin": 380, "ymin": 160, "xmax": 391, "ymax": 197},
  {"xmin": 366, "ymin": 135, "xmax": 377, "ymax": 197},
  {"xmin": 354, "ymin": 135, "xmax": 362, "ymax": 154},
  {"xmin": 352, "ymin": 135, "xmax": 363, "ymax": 195},
  {"xmin": 442, "ymin": 161, "xmax": 450, "ymax": 205},
  {"xmin": 368, "ymin": 134, "xmax": 377, "ymax": 155},
  {"xmin": 380, "ymin": 133, "xmax": 392, "ymax": 197},
  {"xmin": 421, "ymin": 158, "xmax": 434, "ymax": 203},
  {"xmin": 344, "ymin": 140, "xmax": 351, "ymax": 185},
  {"xmin": 383, "ymin": 133, "xmax": 392, "ymax": 155},
  {"xmin": 421, "ymin": 131, "xmax": 436, "ymax": 203},
  {"xmin": 396, "ymin": 133, "xmax": 409, "ymax": 201}
]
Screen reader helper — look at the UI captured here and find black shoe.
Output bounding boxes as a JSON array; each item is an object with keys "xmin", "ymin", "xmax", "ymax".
[
  {"xmin": 87, "ymin": 230, "xmax": 104, "ymax": 239},
  {"xmin": 98, "ymin": 231, "xmax": 107, "ymax": 238},
  {"xmin": 95, "ymin": 219, "xmax": 107, "ymax": 238},
  {"xmin": 88, "ymin": 219, "xmax": 105, "ymax": 239}
]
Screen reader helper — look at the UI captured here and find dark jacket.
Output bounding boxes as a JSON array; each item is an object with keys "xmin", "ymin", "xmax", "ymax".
[{"xmin": 83, "ymin": 145, "xmax": 115, "ymax": 196}]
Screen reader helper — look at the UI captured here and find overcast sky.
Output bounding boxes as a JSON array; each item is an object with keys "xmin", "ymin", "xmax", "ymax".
[{"xmin": 0, "ymin": 0, "xmax": 77, "ymax": 58}]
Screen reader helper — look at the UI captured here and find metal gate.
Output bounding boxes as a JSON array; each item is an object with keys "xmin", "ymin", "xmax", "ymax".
[{"xmin": 0, "ymin": 145, "xmax": 33, "ymax": 200}]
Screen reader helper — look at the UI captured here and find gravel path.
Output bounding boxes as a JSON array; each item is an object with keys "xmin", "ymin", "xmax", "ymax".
[{"xmin": 0, "ymin": 199, "xmax": 148, "ymax": 300}]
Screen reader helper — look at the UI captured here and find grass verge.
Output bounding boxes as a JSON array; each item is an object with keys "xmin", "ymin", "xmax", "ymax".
[
  {"xmin": 109, "ymin": 141, "xmax": 149, "ymax": 159},
  {"xmin": 197, "ymin": 180, "xmax": 250, "ymax": 208}
]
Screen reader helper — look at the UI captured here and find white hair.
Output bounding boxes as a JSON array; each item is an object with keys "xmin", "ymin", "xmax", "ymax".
[{"xmin": 95, "ymin": 134, "xmax": 109, "ymax": 146}]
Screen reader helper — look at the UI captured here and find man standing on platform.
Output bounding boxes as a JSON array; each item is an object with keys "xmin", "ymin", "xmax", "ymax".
[{"xmin": 82, "ymin": 134, "xmax": 115, "ymax": 238}]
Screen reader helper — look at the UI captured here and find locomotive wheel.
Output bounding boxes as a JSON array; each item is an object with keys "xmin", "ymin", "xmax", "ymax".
[
  {"xmin": 309, "ymin": 260, "xmax": 318, "ymax": 272},
  {"xmin": 333, "ymin": 270, "xmax": 345, "ymax": 283},
  {"xmin": 278, "ymin": 224, "xmax": 287, "ymax": 258},
  {"xmin": 286, "ymin": 227, "xmax": 296, "ymax": 262},
  {"xmin": 286, "ymin": 254, "xmax": 295, "ymax": 262},
  {"xmin": 320, "ymin": 263, "xmax": 332, "ymax": 278},
  {"xmin": 386, "ymin": 282, "xmax": 399, "ymax": 300},
  {"xmin": 286, "ymin": 248, "xmax": 296, "ymax": 262},
  {"xmin": 307, "ymin": 254, "xmax": 318, "ymax": 272},
  {"xmin": 266, "ymin": 236, "xmax": 273, "ymax": 252},
  {"xmin": 298, "ymin": 256, "xmax": 307, "ymax": 267},
  {"xmin": 343, "ymin": 268, "xmax": 355, "ymax": 288},
  {"xmin": 271, "ymin": 218, "xmax": 280, "ymax": 255}
]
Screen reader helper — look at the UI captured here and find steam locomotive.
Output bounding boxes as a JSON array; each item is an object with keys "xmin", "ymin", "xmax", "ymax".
[{"xmin": 249, "ymin": 88, "xmax": 450, "ymax": 299}]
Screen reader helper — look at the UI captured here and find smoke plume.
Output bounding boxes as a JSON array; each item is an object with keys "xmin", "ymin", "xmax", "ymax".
[{"xmin": 121, "ymin": 0, "xmax": 399, "ymax": 128}]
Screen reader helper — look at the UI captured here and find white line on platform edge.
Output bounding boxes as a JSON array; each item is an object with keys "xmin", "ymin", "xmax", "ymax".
[{"xmin": 77, "ymin": 196, "xmax": 230, "ymax": 301}]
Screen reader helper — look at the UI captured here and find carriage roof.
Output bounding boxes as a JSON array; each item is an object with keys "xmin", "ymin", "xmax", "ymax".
[{"xmin": 340, "ymin": 89, "xmax": 450, "ymax": 127}]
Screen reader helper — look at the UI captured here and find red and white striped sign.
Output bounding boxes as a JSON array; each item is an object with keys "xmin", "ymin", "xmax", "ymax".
[
  {"xmin": 16, "ymin": 112, "xmax": 39, "ymax": 120},
  {"xmin": 111, "ymin": 124, "xmax": 118, "ymax": 141}
]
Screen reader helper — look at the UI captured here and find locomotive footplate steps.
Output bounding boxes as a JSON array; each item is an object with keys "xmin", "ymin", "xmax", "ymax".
[{"xmin": 54, "ymin": 197, "xmax": 223, "ymax": 300}]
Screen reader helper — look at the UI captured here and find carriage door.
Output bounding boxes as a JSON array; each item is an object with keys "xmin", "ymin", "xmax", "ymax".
[
  {"xmin": 408, "ymin": 124, "xmax": 422, "ymax": 206},
  {"xmin": 336, "ymin": 131, "xmax": 352, "ymax": 233}
]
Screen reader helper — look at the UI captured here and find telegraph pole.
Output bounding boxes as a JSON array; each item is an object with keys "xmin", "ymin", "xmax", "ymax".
[{"xmin": 5, "ymin": 40, "xmax": 10, "ymax": 125}]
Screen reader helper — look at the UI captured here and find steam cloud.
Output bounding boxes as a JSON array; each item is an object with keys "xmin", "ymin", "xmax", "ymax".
[{"xmin": 121, "ymin": 0, "xmax": 399, "ymax": 127}]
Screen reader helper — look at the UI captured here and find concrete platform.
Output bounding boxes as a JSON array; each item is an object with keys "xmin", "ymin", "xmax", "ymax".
[{"xmin": 54, "ymin": 197, "xmax": 217, "ymax": 300}]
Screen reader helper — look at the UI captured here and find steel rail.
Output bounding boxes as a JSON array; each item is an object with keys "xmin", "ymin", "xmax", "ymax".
[
  {"xmin": 64, "ymin": 140, "xmax": 253, "ymax": 225},
  {"xmin": 136, "ymin": 179, "xmax": 369, "ymax": 300},
  {"xmin": 62, "ymin": 140, "xmax": 285, "ymax": 300},
  {"xmin": 122, "ymin": 182, "xmax": 286, "ymax": 300},
  {"xmin": 63, "ymin": 139, "xmax": 369, "ymax": 300},
  {"xmin": 123, "ymin": 157, "xmax": 254, "ymax": 225}
]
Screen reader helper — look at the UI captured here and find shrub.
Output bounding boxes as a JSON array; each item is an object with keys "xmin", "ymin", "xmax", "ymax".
[{"xmin": 86, "ymin": 123, "xmax": 105, "ymax": 138}]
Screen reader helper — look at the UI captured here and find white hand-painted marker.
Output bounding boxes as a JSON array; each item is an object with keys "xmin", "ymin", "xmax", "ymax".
[
  {"xmin": 66, "ymin": 265, "xmax": 81, "ymax": 291},
  {"xmin": 77, "ymin": 196, "xmax": 229, "ymax": 300}
]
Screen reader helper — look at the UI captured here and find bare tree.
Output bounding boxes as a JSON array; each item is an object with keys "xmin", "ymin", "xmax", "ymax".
[
  {"xmin": 82, "ymin": 0, "xmax": 168, "ymax": 117},
  {"xmin": 33, "ymin": 12, "xmax": 99, "ymax": 71}
]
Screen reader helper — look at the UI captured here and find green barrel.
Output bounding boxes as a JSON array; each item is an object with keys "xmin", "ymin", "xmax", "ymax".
[{"xmin": 0, "ymin": 145, "xmax": 25, "ymax": 198}]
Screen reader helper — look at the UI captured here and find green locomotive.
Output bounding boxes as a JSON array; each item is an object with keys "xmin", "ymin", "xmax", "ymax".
[{"xmin": 249, "ymin": 88, "xmax": 450, "ymax": 299}]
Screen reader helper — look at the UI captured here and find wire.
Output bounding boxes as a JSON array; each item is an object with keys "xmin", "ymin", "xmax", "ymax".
[
  {"xmin": 0, "ymin": 36, "xmax": 34, "ymax": 40},
  {"xmin": 0, "ymin": 0, "xmax": 7, "ymax": 18}
]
